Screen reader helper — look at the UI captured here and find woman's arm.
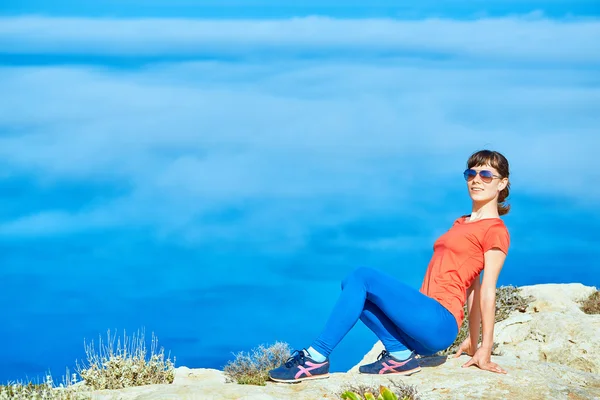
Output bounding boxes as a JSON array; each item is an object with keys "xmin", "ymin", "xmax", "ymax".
[
  {"xmin": 462, "ymin": 248, "xmax": 507, "ymax": 373},
  {"xmin": 453, "ymin": 275, "xmax": 482, "ymax": 357},
  {"xmin": 479, "ymin": 249, "xmax": 505, "ymax": 351},
  {"xmin": 467, "ymin": 274, "xmax": 482, "ymax": 350}
]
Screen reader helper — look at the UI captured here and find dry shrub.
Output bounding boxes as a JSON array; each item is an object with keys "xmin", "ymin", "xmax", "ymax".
[
  {"xmin": 581, "ymin": 290, "xmax": 600, "ymax": 315},
  {"xmin": 494, "ymin": 285, "xmax": 533, "ymax": 322},
  {"xmin": 0, "ymin": 372, "xmax": 90, "ymax": 400},
  {"xmin": 223, "ymin": 342, "xmax": 291, "ymax": 386},
  {"xmin": 437, "ymin": 285, "xmax": 533, "ymax": 356},
  {"xmin": 75, "ymin": 329, "xmax": 175, "ymax": 390},
  {"xmin": 1, "ymin": 329, "xmax": 174, "ymax": 398},
  {"xmin": 337, "ymin": 380, "xmax": 420, "ymax": 400}
]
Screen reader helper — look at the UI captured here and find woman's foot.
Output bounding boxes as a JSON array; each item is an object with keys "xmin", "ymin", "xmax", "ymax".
[
  {"xmin": 359, "ymin": 350, "xmax": 421, "ymax": 375},
  {"xmin": 268, "ymin": 349, "xmax": 330, "ymax": 383}
]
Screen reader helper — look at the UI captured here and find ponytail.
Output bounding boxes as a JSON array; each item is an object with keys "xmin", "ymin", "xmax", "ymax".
[{"xmin": 498, "ymin": 182, "xmax": 510, "ymax": 216}]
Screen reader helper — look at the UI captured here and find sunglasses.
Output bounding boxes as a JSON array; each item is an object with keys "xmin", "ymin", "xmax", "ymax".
[{"xmin": 463, "ymin": 169, "xmax": 501, "ymax": 183}]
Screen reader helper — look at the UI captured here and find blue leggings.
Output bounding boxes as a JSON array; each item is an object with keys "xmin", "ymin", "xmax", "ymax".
[{"xmin": 311, "ymin": 267, "xmax": 458, "ymax": 357}]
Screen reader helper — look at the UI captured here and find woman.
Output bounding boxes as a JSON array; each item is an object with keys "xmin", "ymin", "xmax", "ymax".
[{"xmin": 269, "ymin": 149, "xmax": 511, "ymax": 383}]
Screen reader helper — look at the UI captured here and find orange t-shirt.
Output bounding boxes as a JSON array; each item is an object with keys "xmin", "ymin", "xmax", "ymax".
[{"xmin": 420, "ymin": 216, "xmax": 510, "ymax": 329}]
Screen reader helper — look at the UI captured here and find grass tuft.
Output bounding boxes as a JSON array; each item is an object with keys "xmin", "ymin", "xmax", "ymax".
[
  {"xmin": 75, "ymin": 329, "xmax": 175, "ymax": 391},
  {"xmin": 581, "ymin": 290, "xmax": 600, "ymax": 315},
  {"xmin": 0, "ymin": 371, "xmax": 90, "ymax": 400},
  {"xmin": 1, "ymin": 329, "xmax": 174, "ymax": 398},
  {"xmin": 223, "ymin": 342, "xmax": 292, "ymax": 386},
  {"xmin": 437, "ymin": 285, "xmax": 533, "ymax": 356}
]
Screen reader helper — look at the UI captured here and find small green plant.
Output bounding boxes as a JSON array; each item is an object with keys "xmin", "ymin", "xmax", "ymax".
[
  {"xmin": 75, "ymin": 329, "xmax": 175, "ymax": 390},
  {"xmin": 437, "ymin": 285, "xmax": 533, "ymax": 356},
  {"xmin": 581, "ymin": 290, "xmax": 600, "ymax": 315},
  {"xmin": 223, "ymin": 342, "xmax": 292, "ymax": 386},
  {"xmin": 340, "ymin": 384, "xmax": 415, "ymax": 400},
  {"xmin": 338, "ymin": 381, "xmax": 419, "ymax": 400}
]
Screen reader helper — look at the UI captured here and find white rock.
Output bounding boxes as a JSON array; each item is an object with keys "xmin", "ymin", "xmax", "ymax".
[
  {"xmin": 496, "ymin": 283, "xmax": 600, "ymax": 374},
  {"xmin": 89, "ymin": 358, "xmax": 600, "ymax": 400}
]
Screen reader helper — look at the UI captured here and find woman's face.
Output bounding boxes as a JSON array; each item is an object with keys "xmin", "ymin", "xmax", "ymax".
[{"xmin": 465, "ymin": 164, "xmax": 508, "ymax": 203}]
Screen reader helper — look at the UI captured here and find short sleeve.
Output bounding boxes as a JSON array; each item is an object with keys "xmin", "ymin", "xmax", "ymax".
[
  {"xmin": 482, "ymin": 224, "xmax": 510, "ymax": 254},
  {"xmin": 453, "ymin": 215, "xmax": 468, "ymax": 226}
]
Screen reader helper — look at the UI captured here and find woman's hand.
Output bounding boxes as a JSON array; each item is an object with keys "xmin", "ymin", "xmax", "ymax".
[
  {"xmin": 453, "ymin": 336, "xmax": 476, "ymax": 358},
  {"xmin": 461, "ymin": 347, "xmax": 507, "ymax": 374}
]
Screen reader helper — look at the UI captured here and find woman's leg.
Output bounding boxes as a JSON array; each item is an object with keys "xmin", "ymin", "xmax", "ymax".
[
  {"xmin": 310, "ymin": 266, "xmax": 457, "ymax": 357},
  {"xmin": 360, "ymin": 300, "xmax": 433, "ymax": 355},
  {"xmin": 268, "ymin": 266, "xmax": 457, "ymax": 382}
]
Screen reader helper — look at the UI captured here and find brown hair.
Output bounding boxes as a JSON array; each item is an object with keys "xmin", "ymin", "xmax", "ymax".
[{"xmin": 467, "ymin": 150, "xmax": 511, "ymax": 215}]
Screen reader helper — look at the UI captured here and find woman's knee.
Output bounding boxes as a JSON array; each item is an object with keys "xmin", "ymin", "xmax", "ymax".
[{"xmin": 341, "ymin": 266, "xmax": 374, "ymax": 290}]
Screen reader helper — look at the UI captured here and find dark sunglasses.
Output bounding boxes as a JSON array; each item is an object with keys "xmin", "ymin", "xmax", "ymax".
[{"xmin": 463, "ymin": 169, "xmax": 501, "ymax": 183}]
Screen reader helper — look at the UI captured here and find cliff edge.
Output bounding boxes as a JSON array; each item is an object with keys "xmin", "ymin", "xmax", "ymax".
[{"xmin": 91, "ymin": 283, "xmax": 600, "ymax": 400}]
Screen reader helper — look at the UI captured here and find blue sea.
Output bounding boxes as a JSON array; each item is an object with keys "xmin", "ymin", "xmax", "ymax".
[
  {"xmin": 1, "ymin": 185, "xmax": 599, "ymax": 383},
  {"xmin": 1, "ymin": 7, "xmax": 600, "ymax": 384}
]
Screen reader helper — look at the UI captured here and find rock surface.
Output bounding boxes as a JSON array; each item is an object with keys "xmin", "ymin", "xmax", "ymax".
[
  {"xmin": 496, "ymin": 283, "xmax": 600, "ymax": 375},
  {"xmin": 90, "ymin": 357, "xmax": 600, "ymax": 400},
  {"xmin": 88, "ymin": 283, "xmax": 600, "ymax": 400}
]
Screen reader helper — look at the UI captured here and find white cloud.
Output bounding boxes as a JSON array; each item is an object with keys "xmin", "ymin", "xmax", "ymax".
[
  {"xmin": 0, "ymin": 16, "xmax": 599, "ymax": 63},
  {"xmin": 0, "ymin": 17, "xmax": 598, "ymax": 241}
]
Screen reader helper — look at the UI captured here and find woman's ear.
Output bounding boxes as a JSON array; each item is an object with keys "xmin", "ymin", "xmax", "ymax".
[{"xmin": 498, "ymin": 178, "xmax": 508, "ymax": 191}]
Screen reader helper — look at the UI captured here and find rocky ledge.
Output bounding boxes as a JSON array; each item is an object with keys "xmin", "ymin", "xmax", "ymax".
[{"xmin": 91, "ymin": 283, "xmax": 600, "ymax": 400}]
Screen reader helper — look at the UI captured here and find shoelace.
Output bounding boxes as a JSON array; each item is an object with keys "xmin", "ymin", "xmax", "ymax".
[
  {"xmin": 284, "ymin": 350, "xmax": 306, "ymax": 368},
  {"xmin": 377, "ymin": 350, "xmax": 414, "ymax": 361}
]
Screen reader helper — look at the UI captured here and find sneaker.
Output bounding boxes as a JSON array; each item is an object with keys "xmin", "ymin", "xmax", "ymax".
[
  {"xmin": 268, "ymin": 349, "xmax": 330, "ymax": 383},
  {"xmin": 358, "ymin": 350, "xmax": 421, "ymax": 376}
]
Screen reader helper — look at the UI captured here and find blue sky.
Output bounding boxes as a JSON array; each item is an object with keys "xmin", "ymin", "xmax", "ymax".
[
  {"xmin": 2, "ymin": 0, "xmax": 600, "ymax": 18},
  {"xmin": 0, "ymin": 0, "xmax": 600, "ymax": 383}
]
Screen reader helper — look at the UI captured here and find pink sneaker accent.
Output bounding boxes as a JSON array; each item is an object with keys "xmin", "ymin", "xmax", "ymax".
[
  {"xmin": 294, "ymin": 361, "xmax": 328, "ymax": 379},
  {"xmin": 379, "ymin": 358, "xmax": 412, "ymax": 374}
]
